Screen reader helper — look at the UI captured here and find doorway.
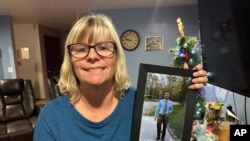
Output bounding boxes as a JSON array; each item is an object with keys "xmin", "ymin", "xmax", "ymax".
[
  {"xmin": 44, "ymin": 36, "xmax": 62, "ymax": 78},
  {"xmin": 0, "ymin": 50, "xmax": 3, "ymax": 78}
]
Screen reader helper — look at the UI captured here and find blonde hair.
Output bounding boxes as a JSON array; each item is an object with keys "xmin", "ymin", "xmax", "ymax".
[{"xmin": 58, "ymin": 14, "xmax": 131, "ymax": 103}]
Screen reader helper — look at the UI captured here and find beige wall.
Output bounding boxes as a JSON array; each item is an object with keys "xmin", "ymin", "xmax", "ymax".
[
  {"xmin": 12, "ymin": 21, "xmax": 65, "ymax": 100},
  {"xmin": 13, "ymin": 23, "xmax": 43, "ymax": 99}
]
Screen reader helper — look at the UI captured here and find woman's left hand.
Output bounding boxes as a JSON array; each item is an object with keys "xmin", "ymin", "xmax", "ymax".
[{"xmin": 184, "ymin": 63, "xmax": 208, "ymax": 89}]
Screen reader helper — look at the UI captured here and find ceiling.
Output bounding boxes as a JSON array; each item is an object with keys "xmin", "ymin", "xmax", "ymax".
[{"xmin": 0, "ymin": 0, "xmax": 197, "ymax": 30}]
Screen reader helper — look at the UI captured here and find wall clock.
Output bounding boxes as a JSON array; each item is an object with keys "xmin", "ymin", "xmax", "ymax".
[{"xmin": 120, "ymin": 29, "xmax": 140, "ymax": 51}]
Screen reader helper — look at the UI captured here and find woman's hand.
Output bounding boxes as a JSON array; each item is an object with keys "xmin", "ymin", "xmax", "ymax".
[{"xmin": 183, "ymin": 63, "xmax": 208, "ymax": 89}]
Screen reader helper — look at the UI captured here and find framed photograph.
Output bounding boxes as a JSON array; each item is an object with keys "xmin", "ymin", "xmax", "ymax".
[
  {"xmin": 131, "ymin": 63, "xmax": 198, "ymax": 141},
  {"xmin": 145, "ymin": 36, "xmax": 163, "ymax": 51}
]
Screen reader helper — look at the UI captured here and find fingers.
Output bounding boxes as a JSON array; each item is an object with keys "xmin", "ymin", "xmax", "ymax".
[
  {"xmin": 192, "ymin": 64, "xmax": 203, "ymax": 71},
  {"xmin": 183, "ymin": 63, "xmax": 189, "ymax": 69},
  {"xmin": 182, "ymin": 63, "xmax": 208, "ymax": 89},
  {"xmin": 193, "ymin": 68, "xmax": 207, "ymax": 78},
  {"xmin": 189, "ymin": 64, "xmax": 208, "ymax": 89},
  {"xmin": 188, "ymin": 81, "xmax": 207, "ymax": 89},
  {"xmin": 192, "ymin": 64, "xmax": 207, "ymax": 78}
]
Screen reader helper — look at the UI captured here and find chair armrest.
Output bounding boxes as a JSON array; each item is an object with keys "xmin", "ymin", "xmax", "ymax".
[{"xmin": 35, "ymin": 104, "xmax": 45, "ymax": 115}]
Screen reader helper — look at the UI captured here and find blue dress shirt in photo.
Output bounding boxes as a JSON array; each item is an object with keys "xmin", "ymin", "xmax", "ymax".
[{"xmin": 155, "ymin": 99, "xmax": 173, "ymax": 117}]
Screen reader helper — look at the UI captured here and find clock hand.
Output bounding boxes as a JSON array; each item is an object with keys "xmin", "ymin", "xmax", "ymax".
[{"xmin": 122, "ymin": 38, "xmax": 132, "ymax": 41}]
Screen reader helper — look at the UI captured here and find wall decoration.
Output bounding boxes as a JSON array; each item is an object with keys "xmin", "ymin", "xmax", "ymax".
[
  {"xmin": 145, "ymin": 36, "xmax": 163, "ymax": 51},
  {"xmin": 172, "ymin": 17, "xmax": 202, "ymax": 68},
  {"xmin": 20, "ymin": 47, "xmax": 30, "ymax": 59},
  {"xmin": 120, "ymin": 29, "xmax": 140, "ymax": 51},
  {"xmin": 130, "ymin": 63, "xmax": 198, "ymax": 141},
  {"xmin": 169, "ymin": 48, "xmax": 177, "ymax": 55},
  {"xmin": 172, "ymin": 17, "xmax": 204, "ymax": 125}
]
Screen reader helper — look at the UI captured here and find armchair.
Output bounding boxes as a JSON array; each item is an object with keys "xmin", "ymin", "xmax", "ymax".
[
  {"xmin": 47, "ymin": 76, "xmax": 62, "ymax": 100},
  {"xmin": 0, "ymin": 78, "xmax": 39, "ymax": 141}
]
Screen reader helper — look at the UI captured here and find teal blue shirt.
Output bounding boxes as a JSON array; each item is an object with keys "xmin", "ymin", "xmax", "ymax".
[{"xmin": 33, "ymin": 87, "xmax": 136, "ymax": 141}]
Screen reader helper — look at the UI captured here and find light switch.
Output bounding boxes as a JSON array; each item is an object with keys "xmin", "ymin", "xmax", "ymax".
[{"xmin": 8, "ymin": 67, "xmax": 13, "ymax": 72}]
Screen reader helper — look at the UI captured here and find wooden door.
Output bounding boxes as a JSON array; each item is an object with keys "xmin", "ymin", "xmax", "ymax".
[{"xmin": 44, "ymin": 36, "xmax": 62, "ymax": 78}]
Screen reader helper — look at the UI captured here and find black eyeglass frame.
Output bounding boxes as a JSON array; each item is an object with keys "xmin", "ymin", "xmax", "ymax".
[{"xmin": 67, "ymin": 41, "xmax": 117, "ymax": 59}]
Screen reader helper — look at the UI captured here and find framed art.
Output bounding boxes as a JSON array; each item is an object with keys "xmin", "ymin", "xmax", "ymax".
[
  {"xmin": 131, "ymin": 63, "xmax": 198, "ymax": 141},
  {"xmin": 145, "ymin": 36, "xmax": 163, "ymax": 51}
]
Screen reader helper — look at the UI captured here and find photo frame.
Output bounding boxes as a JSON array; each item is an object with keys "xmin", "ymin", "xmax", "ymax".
[
  {"xmin": 145, "ymin": 36, "xmax": 163, "ymax": 51},
  {"xmin": 131, "ymin": 63, "xmax": 198, "ymax": 141}
]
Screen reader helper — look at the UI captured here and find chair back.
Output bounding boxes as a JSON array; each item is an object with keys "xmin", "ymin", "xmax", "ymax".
[
  {"xmin": 0, "ymin": 78, "xmax": 36, "ymax": 122},
  {"xmin": 47, "ymin": 76, "xmax": 62, "ymax": 100},
  {"xmin": 0, "ymin": 78, "xmax": 37, "ymax": 141}
]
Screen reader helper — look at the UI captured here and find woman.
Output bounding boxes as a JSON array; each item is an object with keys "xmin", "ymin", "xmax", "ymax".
[{"xmin": 33, "ymin": 14, "xmax": 208, "ymax": 141}]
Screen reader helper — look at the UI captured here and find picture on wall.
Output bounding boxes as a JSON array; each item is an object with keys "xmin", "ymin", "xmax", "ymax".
[
  {"xmin": 145, "ymin": 36, "xmax": 163, "ymax": 51},
  {"xmin": 130, "ymin": 63, "xmax": 198, "ymax": 141}
]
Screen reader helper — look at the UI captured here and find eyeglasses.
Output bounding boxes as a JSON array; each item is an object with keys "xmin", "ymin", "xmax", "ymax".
[{"xmin": 67, "ymin": 41, "xmax": 116, "ymax": 58}]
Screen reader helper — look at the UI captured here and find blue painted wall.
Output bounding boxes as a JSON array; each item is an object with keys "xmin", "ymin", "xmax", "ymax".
[
  {"xmin": 98, "ymin": 6, "xmax": 199, "ymax": 87},
  {"xmin": 0, "ymin": 16, "xmax": 16, "ymax": 78}
]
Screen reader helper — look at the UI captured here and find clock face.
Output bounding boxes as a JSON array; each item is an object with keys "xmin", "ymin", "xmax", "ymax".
[{"xmin": 120, "ymin": 29, "xmax": 140, "ymax": 51}]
